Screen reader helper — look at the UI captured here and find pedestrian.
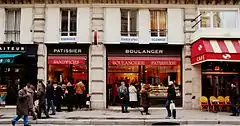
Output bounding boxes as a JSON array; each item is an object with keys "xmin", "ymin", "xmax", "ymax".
[
  {"xmin": 55, "ymin": 82, "xmax": 63, "ymax": 112},
  {"xmin": 165, "ymin": 81, "xmax": 176, "ymax": 119},
  {"xmin": 46, "ymin": 81, "xmax": 56, "ymax": 115},
  {"xmin": 118, "ymin": 81, "xmax": 129, "ymax": 113},
  {"xmin": 75, "ymin": 81, "xmax": 86, "ymax": 110},
  {"xmin": 26, "ymin": 83, "xmax": 37, "ymax": 120},
  {"xmin": 65, "ymin": 81, "xmax": 75, "ymax": 112},
  {"xmin": 230, "ymin": 83, "xmax": 239, "ymax": 116},
  {"xmin": 11, "ymin": 84, "xmax": 31, "ymax": 126},
  {"xmin": 129, "ymin": 83, "xmax": 138, "ymax": 108},
  {"xmin": 140, "ymin": 84, "xmax": 151, "ymax": 115},
  {"xmin": 37, "ymin": 81, "xmax": 50, "ymax": 119}
]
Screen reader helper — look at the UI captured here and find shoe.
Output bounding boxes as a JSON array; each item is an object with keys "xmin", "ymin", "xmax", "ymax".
[
  {"xmin": 146, "ymin": 113, "xmax": 151, "ymax": 115},
  {"xmin": 50, "ymin": 113, "xmax": 55, "ymax": 115},
  {"xmin": 230, "ymin": 114, "xmax": 236, "ymax": 116},
  {"xmin": 11, "ymin": 120, "xmax": 15, "ymax": 126},
  {"xmin": 173, "ymin": 117, "xmax": 176, "ymax": 119},
  {"xmin": 46, "ymin": 115, "xmax": 50, "ymax": 118},
  {"xmin": 125, "ymin": 111, "xmax": 130, "ymax": 113},
  {"xmin": 140, "ymin": 111, "xmax": 143, "ymax": 115},
  {"xmin": 24, "ymin": 124, "xmax": 31, "ymax": 126},
  {"xmin": 165, "ymin": 116, "xmax": 171, "ymax": 119}
]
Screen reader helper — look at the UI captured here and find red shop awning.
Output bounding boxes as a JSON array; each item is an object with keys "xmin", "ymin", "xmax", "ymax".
[
  {"xmin": 108, "ymin": 57, "xmax": 180, "ymax": 66},
  {"xmin": 191, "ymin": 39, "xmax": 240, "ymax": 65},
  {"xmin": 48, "ymin": 56, "xmax": 86, "ymax": 65}
]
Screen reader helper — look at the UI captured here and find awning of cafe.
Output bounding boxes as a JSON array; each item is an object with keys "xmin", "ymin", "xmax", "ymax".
[{"xmin": 191, "ymin": 39, "xmax": 240, "ymax": 65}]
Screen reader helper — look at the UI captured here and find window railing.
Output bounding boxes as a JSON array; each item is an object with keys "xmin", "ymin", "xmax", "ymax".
[
  {"xmin": 4, "ymin": 30, "xmax": 20, "ymax": 43},
  {"xmin": 150, "ymin": 29, "xmax": 167, "ymax": 37},
  {"xmin": 60, "ymin": 31, "xmax": 77, "ymax": 36},
  {"xmin": 121, "ymin": 31, "xmax": 138, "ymax": 36}
]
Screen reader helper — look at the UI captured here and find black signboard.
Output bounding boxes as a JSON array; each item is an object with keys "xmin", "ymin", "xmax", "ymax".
[{"xmin": 47, "ymin": 44, "xmax": 89, "ymax": 55}]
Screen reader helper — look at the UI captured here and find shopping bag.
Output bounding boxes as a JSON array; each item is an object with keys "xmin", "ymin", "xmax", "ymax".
[{"xmin": 170, "ymin": 100, "xmax": 176, "ymax": 110}]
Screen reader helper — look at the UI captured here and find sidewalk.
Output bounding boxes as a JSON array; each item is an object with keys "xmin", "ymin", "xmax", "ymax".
[{"xmin": 0, "ymin": 109, "xmax": 240, "ymax": 125}]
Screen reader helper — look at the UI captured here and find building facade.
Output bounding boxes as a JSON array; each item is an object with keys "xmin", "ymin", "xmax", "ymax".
[{"xmin": 0, "ymin": 0, "xmax": 240, "ymax": 109}]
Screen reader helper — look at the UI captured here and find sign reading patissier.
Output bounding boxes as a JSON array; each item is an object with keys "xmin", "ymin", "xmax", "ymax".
[{"xmin": 52, "ymin": 48, "xmax": 82, "ymax": 54}]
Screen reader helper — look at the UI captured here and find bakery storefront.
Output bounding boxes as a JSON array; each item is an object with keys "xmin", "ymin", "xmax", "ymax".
[
  {"xmin": 106, "ymin": 45, "xmax": 183, "ymax": 107},
  {"xmin": 0, "ymin": 44, "xmax": 38, "ymax": 105},
  {"xmin": 47, "ymin": 44, "xmax": 89, "ymax": 89},
  {"xmin": 191, "ymin": 39, "xmax": 240, "ymax": 98}
]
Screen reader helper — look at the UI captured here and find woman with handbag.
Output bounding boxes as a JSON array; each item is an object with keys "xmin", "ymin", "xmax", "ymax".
[{"xmin": 165, "ymin": 81, "xmax": 176, "ymax": 119}]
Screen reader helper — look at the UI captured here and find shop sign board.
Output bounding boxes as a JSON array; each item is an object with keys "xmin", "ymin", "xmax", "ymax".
[
  {"xmin": 120, "ymin": 36, "xmax": 139, "ymax": 43},
  {"xmin": 60, "ymin": 36, "xmax": 78, "ymax": 43},
  {"xmin": 150, "ymin": 36, "xmax": 167, "ymax": 43},
  {"xmin": 108, "ymin": 60, "xmax": 178, "ymax": 66},
  {"xmin": 47, "ymin": 44, "xmax": 89, "ymax": 55}
]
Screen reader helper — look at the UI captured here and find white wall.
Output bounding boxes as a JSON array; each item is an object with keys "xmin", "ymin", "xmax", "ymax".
[
  {"xmin": 0, "ymin": 8, "xmax": 5, "ymax": 44},
  {"xmin": 138, "ymin": 9, "xmax": 150, "ymax": 44},
  {"xmin": 45, "ymin": 8, "xmax": 60, "ymax": 43},
  {"xmin": 104, "ymin": 8, "xmax": 121, "ymax": 44},
  {"xmin": 167, "ymin": 9, "xmax": 184, "ymax": 44},
  {"xmin": 20, "ymin": 8, "xmax": 33, "ymax": 44},
  {"xmin": 77, "ymin": 7, "xmax": 91, "ymax": 43}
]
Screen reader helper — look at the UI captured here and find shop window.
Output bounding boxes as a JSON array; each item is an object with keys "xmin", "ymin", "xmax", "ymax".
[
  {"xmin": 107, "ymin": 60, "xmax": 182, "ymax": 107},
  {"xmin": 150, "ymin": 9, "xmax": 167, "ymax": 37},
  {"xmin": 200, "ymin": 10, "xmax": 238, "ymax": 28},
  {"xmin": 5, "ymin": 9, "xmax": 21, "ymax": 43},
  {"xmin": 60, "ymin": 9, "xmax": 77, "ymax": 36},
  {"xmin": 48, "ymin": 64, "xmax": 87, "ymax": 84},
  {"xmin": 121, "ymin": 9, "xmax": 138, "ymax": 36}
]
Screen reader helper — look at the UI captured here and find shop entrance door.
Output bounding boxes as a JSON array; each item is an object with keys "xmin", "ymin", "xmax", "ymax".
[{"xmin": 202, "ymin": 72, "xmax": 239, "ymax": 98}]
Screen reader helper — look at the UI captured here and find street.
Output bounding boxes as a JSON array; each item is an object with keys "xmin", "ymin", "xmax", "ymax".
[{"xmin": 0, "ymin": 125, "xmax": 238, "ymax": 126}]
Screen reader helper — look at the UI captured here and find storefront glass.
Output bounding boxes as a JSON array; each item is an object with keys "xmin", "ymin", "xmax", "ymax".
[
  {"xmin": 202, "ymin": 62, "xmax": 240, "ymax": 98},
  {"xmin": 106, "ymin": 45, "xmax": 183, "ymax": 107}
]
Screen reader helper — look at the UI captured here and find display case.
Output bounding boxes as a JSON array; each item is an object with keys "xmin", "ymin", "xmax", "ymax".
[{"xmin": 149, "ymin": 85, "xmax": 181, "ymax": 97}]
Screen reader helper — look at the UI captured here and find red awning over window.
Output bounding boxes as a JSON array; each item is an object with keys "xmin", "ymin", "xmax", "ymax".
[
  {"xmin": 191, "ymin": 39, "xmax": 240, "ymax": 65},
  {"xmin": 108, "ymin": 56, "xmax": 180, "ymax": 66},
  {"xmin": 48, "ymin": 56, "xmax": 86, "ymax": 65}
]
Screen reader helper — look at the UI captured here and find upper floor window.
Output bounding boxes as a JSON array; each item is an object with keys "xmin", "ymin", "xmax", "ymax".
[
  {"xmin": 121, "ymin": 9, "xmax": 138, "ymax": 36},
  {"xmin": 200, "ymin": 10, "xmax": 238, "ymax": 28},
  {"xmin": 5, "ymin": 9, "xmax": 21, "ymax": 43},
  {"xmin": 61, "ymin": 9, "xmax": 77, "ymax": 36},
  {"xmin": 150, "ymin": 9, "xmax": 167, "ymax": 37}
]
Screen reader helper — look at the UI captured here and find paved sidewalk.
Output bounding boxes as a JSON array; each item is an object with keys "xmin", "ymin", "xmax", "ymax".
[{"xmin": 0, "ymin": 109, "xmax": 240, "ymax": 125}]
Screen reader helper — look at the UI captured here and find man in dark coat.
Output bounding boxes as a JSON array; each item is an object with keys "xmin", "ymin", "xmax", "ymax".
[
  {"xmin": 165, "ymin": 81, "xmax": 176, "ymax": 119},
  {"xmin": 11, "ymin": 84, "xmax": 31, "ymax": 126},
  {"xmin": 118, "ymin": 81, "xmax": 129, "ymax": 113},
  {"xmin": 55, "ymin": 82, "xmax": 64, "ymax": 112},
  {"xmin": 37, "ymin": 81, "xmax": 50, "ymax": 119},
  {"xmin": 46, "ymin": 81, "xmax": 56, "ymax": 115},
  {"xmin": 230, "ymin": 83, "xmax": 239, "ymax": 116}
]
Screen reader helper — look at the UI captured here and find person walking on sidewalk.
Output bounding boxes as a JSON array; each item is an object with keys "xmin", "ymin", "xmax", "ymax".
[
  {"xmin": 75, "ymin": 81, "xmax": 86, "ymax": 110},
  {"xmin": 27, "ymin": 83, "xmax": 37, "ymax": 120},
  {"xmin": 129, "ymin": 83, "xmax": 138, "ymax": 108},
  {"xmin": 46, "ymin": 81, "xmax": 56, "ymax": 115},
  {"xmin": 55, "ymin": 82, "xmax": 63, "ymax": 112},
  {"xmin": 11, "ymin": 84, "xmax": 31, "ymax": 126},
  {"xmin": 165, "ymin": 81, "xmax": 176, "ymax": 119},
  {"xmin": 118, "ymin": 81, "xmax": 129, "ymax": 113},
  {"xmin": 65, "ymin": 81, "xmax": 75, "ymax": 112},
  {"xmin": 230, "ymin": 83, "xmax": 239, "ymax": 116},
  {"xmin": 140, "ymin": 84, "xmax": 151, "ymax": 115},
  {"xmin": 37, "ymin": 81, "xmax": 50, "ymax": 119}
]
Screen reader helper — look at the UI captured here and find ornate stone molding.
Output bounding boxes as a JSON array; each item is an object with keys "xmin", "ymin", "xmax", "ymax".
[{"xmin": 0, "ymin": 0, "xmax": 240, "ymax": 4}]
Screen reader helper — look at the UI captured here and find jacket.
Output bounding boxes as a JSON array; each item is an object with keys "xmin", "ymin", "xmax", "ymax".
[{"xmin": 16, "ymin": 89, "xmax": 29, "ymax": 115}]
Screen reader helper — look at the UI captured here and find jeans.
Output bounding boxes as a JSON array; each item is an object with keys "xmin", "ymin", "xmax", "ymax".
[
  {"xmin": 47, "ymin": 99, "xmax": 56, "ymax": 114},
  {"xmin": 121, "ymin": 99, "xmax": 129, "ymax": 112},
  {"xmin": 165, "ymin": 100, "xmax": 176, "ymax": 118},
  {"xmin": 12, "ymin": 115, "xmax": 28, "ymax": 126}
]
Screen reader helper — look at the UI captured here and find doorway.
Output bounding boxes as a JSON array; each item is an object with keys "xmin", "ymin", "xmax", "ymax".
[{"xmin": 202, "ymin": 72, "xmax": 239, "ymax": 98}]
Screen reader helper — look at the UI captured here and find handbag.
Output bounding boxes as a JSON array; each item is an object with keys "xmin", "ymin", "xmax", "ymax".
[{"xmin": 170, "ymin": 100, "xmax": 176, "ymax": 110}]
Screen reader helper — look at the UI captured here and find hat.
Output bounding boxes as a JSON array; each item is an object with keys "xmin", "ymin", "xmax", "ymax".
[{"xmin": 169, "ymin": 81, "xmax": 174, "ymax": 86}]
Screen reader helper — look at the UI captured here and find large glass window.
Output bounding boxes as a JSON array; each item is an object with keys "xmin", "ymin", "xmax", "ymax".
[
  {"xmin": 150, "ymin": 9, "xmax": 167, "ymax": 37},
  {"xmin": 107, "ymin": 58, "xmax": 182, "ymax": 107},
  {"xmin": 5, "ymin": 9, "xmax": 21, "ymax": 43},
  {"xmin": 200, "ymin": 10, "xmax": 238, "ymax": 28},
  {"xmin": 61, "ymin": 9, "xmax": 77, "ymax": 36},
  {"xmin": 121, "ymin": 9, "xmax": 138, "ymax": 36}
]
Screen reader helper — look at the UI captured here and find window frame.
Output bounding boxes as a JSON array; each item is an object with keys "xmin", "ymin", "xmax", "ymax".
[
  {"xmin": 4, "ymin": 8, "xmax": 21, "ymax": 43},
  {"xmin": 120, "ymin": 9, "xmax": 138, "ymax": 36},
  {"xmin": 149, "ymin": 9, "xmax": 167, "ymax": 37},
  {"xmin": 60, "ymin": 8, "xmax": 77, "ymax": 37},
  {"xmin": 198, "ymin": 8, "xmax": 240, "ymax": 29}
]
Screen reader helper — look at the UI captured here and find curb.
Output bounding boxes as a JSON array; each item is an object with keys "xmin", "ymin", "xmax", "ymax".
[{"xmin": 0, "ymin": 119, "xmax": 240, "ymax": 125}]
